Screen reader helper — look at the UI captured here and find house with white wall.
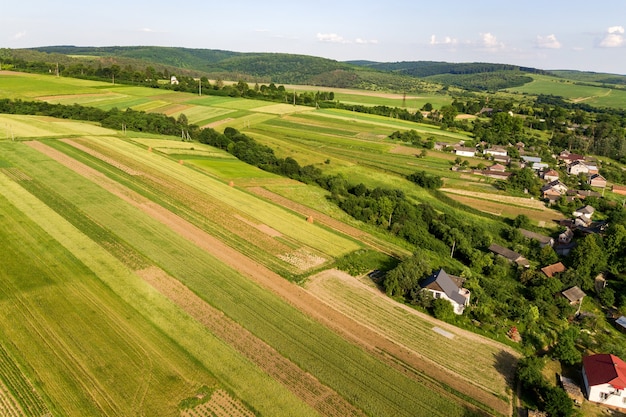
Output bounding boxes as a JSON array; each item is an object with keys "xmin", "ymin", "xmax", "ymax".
[
  {"xmin": 420, "ymin": 269, "xmax": 470, "ymax": 315},
  {"xmin": 582, "ymin": 354, "xmax": 626, "ymax": 411}
]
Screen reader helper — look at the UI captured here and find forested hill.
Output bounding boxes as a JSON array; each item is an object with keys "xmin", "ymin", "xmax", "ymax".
[
  {"xmin": 7, "ymin": 45, "xmax": 622, "ymax": 92},
  {"xmin": 347, "ymin": 60, "xmax": 551, "ymax": 91}
]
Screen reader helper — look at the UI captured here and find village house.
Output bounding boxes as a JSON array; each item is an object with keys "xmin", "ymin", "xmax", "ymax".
[
  {"xmin": 542, "ymin": 169, "xmax": 560, "ymax": 182},
  {"xmin": 559, "ymin": 150, "xmax": 585, "ymax": 165},
  {"xmin": 454, "ymin": 146, "xmax": 476, "ymax": 157},
  {"xmin": 170, "ymin": 75, "xmax": 179, "ymax": 85},
  {"xmin": 541, "ymin": 262, "xmax": 566, "ymax": 278},
  {"xmin": 487, "ymin": 163, "xmax": 507, "ymax": 172},
  {"xmin": 574, "ymin": 205, "xmax": 595, "ymax": 219},
  {"xmin": 520, "ymin": 229, "xmax": 554, "ymax": 248},
  {"xmin": 484, "ymin": 146, "xmax": 508, "ymax": 157},
  {"xmin": 488, "ymin": 244, "xmax": 530, "ymax": 268},
  {"xmin": 541, "ymin": 180, "xmax": 568, "ymax": 200},
  {"xmin": 420, "ymin": 269, "xmax": 471, "ymax": 315},
  {"xmin": 582, "ymin": 354, "xmax": 626, "ymax": 411},
  {"xmin": 588, "ymin": 174, "xmax": 607, "ymax": 188},
  {"xmin": 568, "ymin": 160, "xmax": 590, "ymax": 176}
]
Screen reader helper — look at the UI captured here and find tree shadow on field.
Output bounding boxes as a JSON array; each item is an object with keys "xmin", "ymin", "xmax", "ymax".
[{"xmin": 493, "ymin": 350, "xmax": 518, "ymax": 389}]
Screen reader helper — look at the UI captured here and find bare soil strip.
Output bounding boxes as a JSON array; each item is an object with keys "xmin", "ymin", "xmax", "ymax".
[{"xmin": 28, "ymin": 140, "xmax": 510, "ymax": 415}]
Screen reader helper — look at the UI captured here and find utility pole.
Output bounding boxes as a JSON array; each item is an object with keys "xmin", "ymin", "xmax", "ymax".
[{"xmin": 198, "ymin": 78, "xmax": 202, "ymax": 96}]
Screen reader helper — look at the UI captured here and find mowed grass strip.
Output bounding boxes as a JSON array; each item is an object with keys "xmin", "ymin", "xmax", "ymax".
[
  {"xmin": 0, "ymin": 156, "xmax": 319, "ymax": 417},
  {"xmin": 15, "ymin": 141, "xmax": 469, "ymax": 417}
]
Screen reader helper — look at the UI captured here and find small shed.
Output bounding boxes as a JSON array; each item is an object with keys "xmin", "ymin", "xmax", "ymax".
[
  {"xmin": 541, "ymin": 262, "xmax": 566, "ymax": 278},
  {"xmin": 616, "ymin": 316, "xmax": 626, "ymax": 334}
]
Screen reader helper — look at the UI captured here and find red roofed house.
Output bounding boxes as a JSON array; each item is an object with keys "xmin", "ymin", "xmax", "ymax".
[
  {"xmin": 582, "ymin": 354, "xmax": 626, "ymax": 410},
  {"xmin": 541, "ymin": 262, "xmax": 566, "ymax": 278}
]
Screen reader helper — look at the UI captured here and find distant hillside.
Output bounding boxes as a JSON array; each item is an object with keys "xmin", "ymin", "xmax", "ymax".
[
  {"xmin": 347, "ymin": 60, "xmax": 549, "ymax": 91},
  {"xmin": 550, "ymin": 69, "xmax": 626, "ymax": 86},
  {"xmin": 8, "ymin": 45, "xmax": 625, "ymax": 94}
]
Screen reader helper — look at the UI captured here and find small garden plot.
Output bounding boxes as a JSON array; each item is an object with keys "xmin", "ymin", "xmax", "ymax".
[{"xmin": 180, "ymin": 390, "xmax": 255, "ymax": 417}]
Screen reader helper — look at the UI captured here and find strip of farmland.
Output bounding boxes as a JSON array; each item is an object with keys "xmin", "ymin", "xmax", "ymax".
[{"xmin": 22, "ymin": 139, "xmax": 473, "ymax": 417}]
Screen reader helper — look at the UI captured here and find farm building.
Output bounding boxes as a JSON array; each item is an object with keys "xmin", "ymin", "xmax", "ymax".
[
  {"xmin": 582, "ymin": 354, "xmax": 626, "ymax": 411},
  {"xmin": 519, "ymin": 229, "xmax": 554, "ymax": 247},
  {"xmin": 541, "ymin": 262, "xmax": 566, "ymax": 278},
  {"xmin": 170, "ymin": 75, "xmax": 179, "ymax": 85},
  {"xmin": 484, "ymin": 146, "xmax": 508, "ymax": 157},
  {"xmin": 454, "ymin": 146, "xmax": 476, "ymax": 157},
  {"xmin": 615, "ymin": 316, "xmax": 626, "ymax": 334},
  {"xmin": 613, "ymin": 185, "xmax": 626, "ymax": 196},
  {"xmin": 521, "ymin": 155, "xmax": 542, "ymax": 164},
  {"xmin": 562, "ymin": 286, "xmax": 586, "ymax": 305},
  {"xmin": 420, "ymin": 269, "xmax": 470, "ymax": 315},
  {"xmin": 488, "ymin": 244, "xmax": 530, "ymax": 268}
]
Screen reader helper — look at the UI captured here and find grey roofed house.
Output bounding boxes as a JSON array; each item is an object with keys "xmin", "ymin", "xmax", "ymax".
[
  {"xmin": 488, "ymin": 243, "xmax": 530, "ymax": 268},
  {"xmin": 421, "ymin": 269, "xmax": 470, "ymax": 315},
  {"xmin": 616, "ymin": 316, "xmax": 626, "ymax": 333},
  {"xmin": 519, "ymin": 229, "xmax": 554, "ymax": 247}
]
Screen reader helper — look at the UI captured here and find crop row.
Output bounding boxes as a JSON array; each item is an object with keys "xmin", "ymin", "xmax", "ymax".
[{"xmin": 0, "ymin": 344, "xmax": 49, "ymax": 417}]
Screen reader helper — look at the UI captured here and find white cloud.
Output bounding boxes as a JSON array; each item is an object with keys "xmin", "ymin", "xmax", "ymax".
[
  {"xmin": 355, "ymin": 38, "xmax": 378, "ymax": 45},
  {"xmin": 139, "ymin": 28, "xmax": 154, "ymax": 33},
  {"xmin": 480, "ymin": 32, "xmax": 504, "ymax": 50},
  {"xmin": 317, "ymin": 33, "xmax": 349, "ymax": 44},
  {"xmin": 429, "ymin": 35, "xmax": 458, "ymax": 46},
  {"xmin": 12, "ymin": 31, "xmax": 26, "ymax": 40},
  {"xmin": 599, "ymin": 25, "xmax": 625, "ymax": 47},
  {"xmin": 316, "ymin": 33, "xmax": 377, "ymax": 45},
  {"xmin": 536, "ymin": 34, "xmax": 561, "ymax": 49}
]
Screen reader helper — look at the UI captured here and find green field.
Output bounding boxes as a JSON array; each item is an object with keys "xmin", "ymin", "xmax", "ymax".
[
  {"xmin": 507, "ymin": 74, "xmax": 626, "ymax": 108},
  {"xmin": 0, "ymin": 71, "xmax": 524, "ymax": 416}
]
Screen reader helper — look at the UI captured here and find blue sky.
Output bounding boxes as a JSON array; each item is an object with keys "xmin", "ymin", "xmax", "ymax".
[{"xmin": 3, "ymin": 0, "xmax": 626, "ymax": 74}]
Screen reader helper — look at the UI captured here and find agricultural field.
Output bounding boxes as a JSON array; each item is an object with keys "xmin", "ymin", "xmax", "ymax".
[
  {"xmin": 507, "ymin": 74, "xmax": 626, "ymax": 108},
  {"xmin": 0, "ymin": 71, "xmax": 542, "ymax": 416}
]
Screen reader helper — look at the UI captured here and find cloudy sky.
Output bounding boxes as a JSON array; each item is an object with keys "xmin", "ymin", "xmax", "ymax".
[{"xmin": 3, "ymin": 0, "xmax": 626, "ymax": 74}]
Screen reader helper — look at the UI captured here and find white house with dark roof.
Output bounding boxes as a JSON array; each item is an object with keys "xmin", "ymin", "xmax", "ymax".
[
  {"xmin": 582, "ymin": 354, "xmax": 626, "ymax": 410},
  {"xmin": 420, "ymin": 269, "xmax": 470, "ymax": 315},
  {"xmin": 568, "ymin": 160, "xmax": 590, "ymax": 175}
]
